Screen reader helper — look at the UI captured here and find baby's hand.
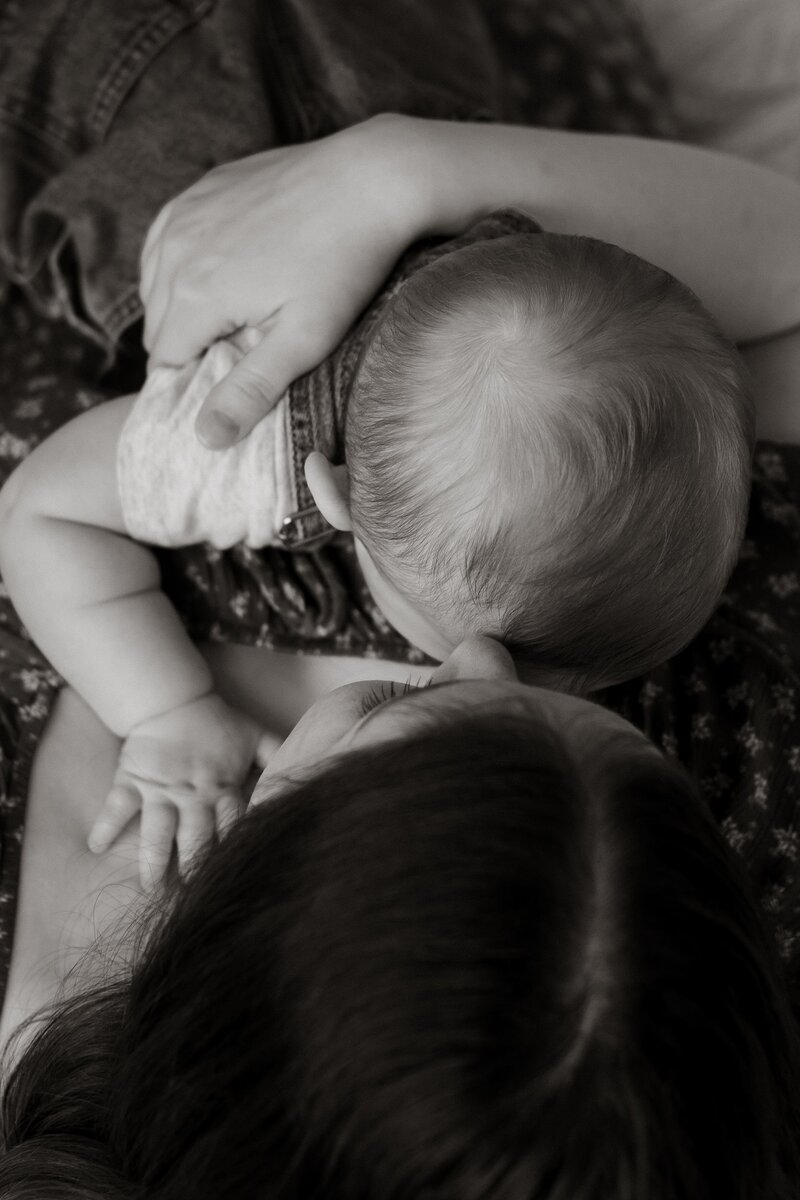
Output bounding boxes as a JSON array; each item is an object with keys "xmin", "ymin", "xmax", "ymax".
[{"xmin": 88, "ymin": 693, "xmax": 279, "ymax": 888}]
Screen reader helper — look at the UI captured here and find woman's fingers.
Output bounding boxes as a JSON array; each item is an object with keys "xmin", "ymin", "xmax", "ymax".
[
  {"xmin": 140, "ymin": 203, "xmax": 175, "ymax": 352},
  {"xmin": 140, "ymin": 198, "xmax": 174, "ymax": 289},
  {"xmin": 141, "ymin": 260, "xmax": 168, "ymax": 357},
  {"xmin": 137, "ymin": 118, "xmax": 416, "ymax": 441},
  {"xmin": 88, "ymin": 783, "xmax": 142, "ymax": 854},
  {"xmin": 139, "ymin": 800, "xmax": 178, "ymax": 890}
]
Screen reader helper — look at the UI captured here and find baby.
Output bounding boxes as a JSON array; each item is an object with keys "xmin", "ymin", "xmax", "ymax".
[
  {"xmin": 344, "ymin": 230, "xmax": 753, "ymax": 684},
  {"xmin": 0, "ymin": 220, "xmax": 753, "ymax": 885}
]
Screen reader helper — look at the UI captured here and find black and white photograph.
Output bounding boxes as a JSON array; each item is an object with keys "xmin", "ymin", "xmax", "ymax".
[{"xmin": 0, "ymin": 1, "xmax": 798, "ymax": 1194}]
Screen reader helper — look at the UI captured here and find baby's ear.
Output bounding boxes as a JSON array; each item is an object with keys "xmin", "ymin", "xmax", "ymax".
[{"xmin": 304, "ymin": 451, "xmax": 352, "ymax": 532}]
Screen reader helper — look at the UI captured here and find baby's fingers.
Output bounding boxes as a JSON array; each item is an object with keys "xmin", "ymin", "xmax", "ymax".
[
  {"xmin": 215, "ymin": 791, "xmax": 246, "ymax": 838},
  {"xmin": 256, "ymin": 730, "xmax": 282, "ymax": 769},
  {"xmin": 139, "ymin": 800, "xmax": 178, "ymax": 890},
  {"xmin": 175, "ymin": 801, "xmax": 217, "ymax": 878},
  {"xmin": 88, "ymin": 783, "xmax": 142, "ymax": 855}
]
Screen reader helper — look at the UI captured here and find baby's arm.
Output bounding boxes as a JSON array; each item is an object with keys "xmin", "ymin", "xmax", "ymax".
[
  {"xmin": 0, "ymin": 398, "xmax": 212, "ymax": 730},
  {"xmin": 0, "ymin": 400, "xmax": 272, "ymax": 884}
]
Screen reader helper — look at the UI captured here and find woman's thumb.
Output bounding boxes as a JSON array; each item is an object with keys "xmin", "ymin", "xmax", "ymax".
[{"xmin": 195, "ymin": 320, "xmax": 324, "ymax": 448}]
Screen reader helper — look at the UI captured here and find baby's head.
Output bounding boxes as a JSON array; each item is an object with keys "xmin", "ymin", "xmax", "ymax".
[{"xmin": 312, "ymin": 231, "xmax": 754, "ymax": 689}]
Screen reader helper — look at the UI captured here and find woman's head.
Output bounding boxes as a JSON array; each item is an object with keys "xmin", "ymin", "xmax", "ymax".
[{"xmin": 2, "ymin": 646, "xmax": 799, "ymax": 1198}]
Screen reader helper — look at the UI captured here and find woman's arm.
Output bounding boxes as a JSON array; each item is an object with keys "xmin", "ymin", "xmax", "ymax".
[
  {"xmin": 741, "ymin": 326, "xmax": 800, "ymax": 443},
  {"xmin": 0, "ymin": 685, "xmax": 144, "ymax": 1056},
  {"xmin": 413, "ymin": 121, "xmax": 800, "ymax": 345},
  {"xmin": 140, "ymin": 114, "xmax": 800, "ymax": 444}
]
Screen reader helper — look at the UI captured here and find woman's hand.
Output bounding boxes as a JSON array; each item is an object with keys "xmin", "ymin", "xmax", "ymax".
[
  {"xmin": 140, "ymin": 115, "xmax": 427, "ymax": 448},
  {"xmin": 142, "ymin": 113, "xmax": 800, "ymax": 448}
]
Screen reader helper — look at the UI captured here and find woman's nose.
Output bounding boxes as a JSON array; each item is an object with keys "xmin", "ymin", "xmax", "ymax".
[{"xmin": 432, "ymin": 635, "xmax": 518, "ymax": 684}]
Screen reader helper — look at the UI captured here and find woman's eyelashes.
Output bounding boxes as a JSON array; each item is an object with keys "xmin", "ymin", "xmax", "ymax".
[
  {"xmin": 357, "ymin": 678, "xmax": 431, "ymax": 717},
  {"xmin": 358, "ymin": 682, "xmax": 398, "ymax": 716}
]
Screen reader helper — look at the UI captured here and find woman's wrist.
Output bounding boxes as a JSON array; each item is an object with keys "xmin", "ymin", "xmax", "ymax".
[
  {"xmin": 347, "ymin": 113, "xmax": 501, "ymax": 243},
  {"xmin": 349, "ymin": 114, "xmax": 439, "ymax": 245},
  {"xmin": 364, "ymin": 115, "xmax": 483, "ymax": 238},
  {"xmin": 375, "ymin": 116, "xmax": 542, "ymax": 238}
]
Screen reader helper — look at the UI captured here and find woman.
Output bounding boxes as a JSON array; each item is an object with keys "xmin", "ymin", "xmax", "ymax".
[
  {"xmin": 0, "ymin": 120, "xmax": 798, "ymax": 1195},
  {"xmin": 0, "ymin": 638, "xmax": 798, "ymax": 1197}
]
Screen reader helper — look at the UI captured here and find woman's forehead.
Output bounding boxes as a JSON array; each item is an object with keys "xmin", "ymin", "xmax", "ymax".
[
  {"xmin": 255, "ymin": 675, "xmax": 655, "ymax": 811},
  {"xmin": 350, "ymin": 677, "xmax": 640, "ymax": 751}
]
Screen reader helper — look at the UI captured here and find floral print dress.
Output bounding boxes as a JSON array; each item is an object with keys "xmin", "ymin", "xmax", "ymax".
[{"xmin": 601, "ymin": 444, "xmax": 800, "ymax": 990}]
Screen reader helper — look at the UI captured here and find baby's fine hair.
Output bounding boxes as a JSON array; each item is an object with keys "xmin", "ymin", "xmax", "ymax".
[{"xmin": 346, "ymin": 231, "xmax": 755, "ymax": 689}]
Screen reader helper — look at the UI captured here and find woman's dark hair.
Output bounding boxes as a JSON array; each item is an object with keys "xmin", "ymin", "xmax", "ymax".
[{"xmin": 1, "ymin": 712, "xmax": 798, "ymax": 1198}]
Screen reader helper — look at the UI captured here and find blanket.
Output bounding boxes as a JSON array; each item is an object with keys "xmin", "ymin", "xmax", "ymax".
[{"xmin": 0, "ymin": 0, "xmax": 677, "ymax": 350}]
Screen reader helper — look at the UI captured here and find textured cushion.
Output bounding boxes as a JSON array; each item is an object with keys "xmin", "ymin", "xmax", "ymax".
[{"xmin": 484, "ymin": 0, "xmax": 679, "ymax": 137}]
